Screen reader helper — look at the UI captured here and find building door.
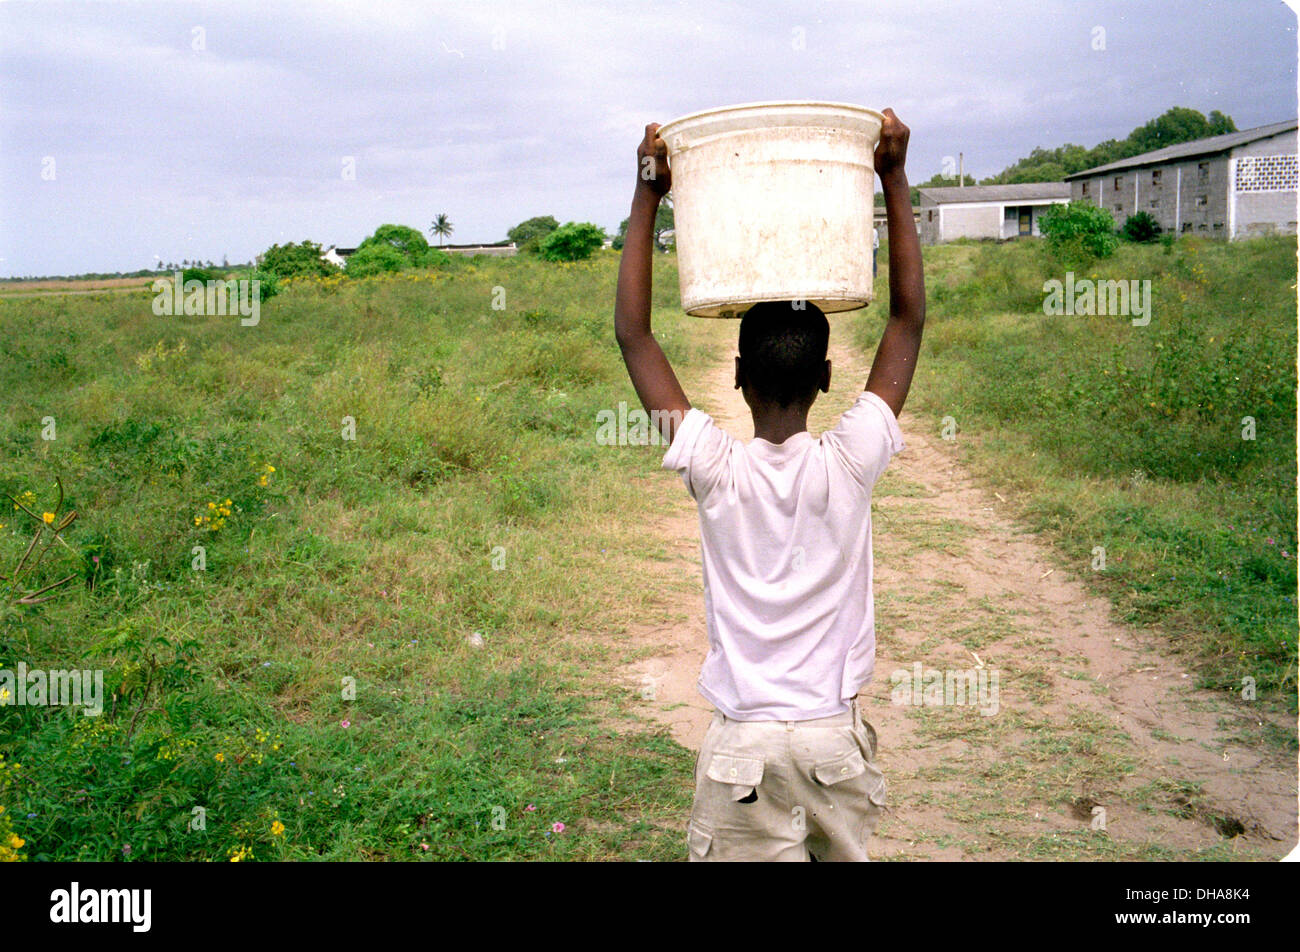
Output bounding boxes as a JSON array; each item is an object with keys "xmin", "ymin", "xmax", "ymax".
[{"xmin": 1018, "ymin": 207, "xmax": 1032, "ymax": 236}]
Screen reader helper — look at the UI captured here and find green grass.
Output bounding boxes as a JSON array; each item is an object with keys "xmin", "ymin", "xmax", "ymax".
[
  {"xmin": 858, "ymin": 235, "xmax": 1297, "ymax": 706},
  {"xmin": 0, "ymin": 251, "xmax": 702, "ymax": 860},
  {"xmin": 2, "ymin": 233, "xmax": 1294, "ymax": 862}
]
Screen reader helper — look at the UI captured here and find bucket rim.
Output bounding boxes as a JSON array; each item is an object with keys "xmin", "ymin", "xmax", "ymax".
[{"xmin": 658, "ymin": 100, "xmax": 885, "ymax": 139}]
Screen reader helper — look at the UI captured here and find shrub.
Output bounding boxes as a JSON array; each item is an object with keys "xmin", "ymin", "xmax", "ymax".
[
  {"xmin": 414, "ymin": 248, "xmax": 452, "ymax": 269},
  {"xmin": 181, "ymin": 266, "xmax": 222, "ymax": 284},
  {"xmin": 345, "ymin": 244, "xmax": 407, "ymax": 278},
  {"xmin": 1121, "ymin": 211, "xmax": 1163, "ymax": 243},
  {"xmin": 358, "ymin": 224, "xmax": 430, "ymax": 262},
  {"xmin": 539, "ymin": 223, "xmax": 606, "ymax": 262},
  {"xmin": 258, "ymin": 241, "xmax": 339, "ymax": 279},
  {"xmin": 350, "ymin": 225, "xmax": 451, "ymax": 273},
  {"xmin": 1039, "ymin": 201, "xmax": 1119, "ymax": 263},
  {"xmin": 508, "ymin": 216, "xmax": 560, "ymax": 253},
  {"xmin": 247, "ymin": 269, "xmax": 279, "ymax": 302}
]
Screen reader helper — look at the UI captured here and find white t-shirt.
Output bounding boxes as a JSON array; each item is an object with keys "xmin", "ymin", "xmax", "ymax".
[{"xmin": 662, "ymin": 390, "xmax": 904, "ymax": 720}]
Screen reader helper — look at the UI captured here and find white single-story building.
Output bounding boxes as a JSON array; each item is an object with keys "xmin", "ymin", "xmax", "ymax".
[
  {"xmin": 321, "ymin": 245, "xmax": 352, "ymax": 268},
  {"xmin": 321, "ymin": 241, "xmax": 519, "ymax": 266},
  {"xmin": 918, "ymin": 183, "xmax": 1071, "ymax": 244},
  {"xmin": 442, "ymin": 241, "xmax": 517, "ymax": 257}
]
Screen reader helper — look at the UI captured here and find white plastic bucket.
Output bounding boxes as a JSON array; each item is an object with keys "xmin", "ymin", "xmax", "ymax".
[{"xmin": 658, "ymin": 101, "xmax": 884, "ymax": 318}]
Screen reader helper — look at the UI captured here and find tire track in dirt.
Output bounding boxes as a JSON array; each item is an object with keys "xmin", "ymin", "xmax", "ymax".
[{"xmin": 618, "ymin": 318, "xmax": 1297, "ymax": 860}]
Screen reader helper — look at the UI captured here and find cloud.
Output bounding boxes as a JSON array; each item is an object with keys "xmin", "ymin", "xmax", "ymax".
[{"xmin": 0, "ymin": 0, "xmax": 1294, "ymax": 274}]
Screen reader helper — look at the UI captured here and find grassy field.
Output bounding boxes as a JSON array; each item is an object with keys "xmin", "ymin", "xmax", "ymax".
[
  {"xmin": 0, "ymin": 252, "xmax": 706, "ymax": 861},
  {"xmin": 856, "ymin": 235, "xmax": 1297, "ymax": 706},
  {"xmin": 0, "ymin": 234, "xmax": 1294, "ymax": 861}
]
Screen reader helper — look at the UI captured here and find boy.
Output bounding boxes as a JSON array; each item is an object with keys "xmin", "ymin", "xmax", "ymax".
[{"xmin": 613, "ymin": 108, "xmax": 924, "ymax": 861}]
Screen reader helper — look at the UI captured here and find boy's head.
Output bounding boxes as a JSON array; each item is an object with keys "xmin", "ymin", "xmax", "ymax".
[{"xmin": 735, "ymin": 301, "xmax": 831, "ymax": 412}]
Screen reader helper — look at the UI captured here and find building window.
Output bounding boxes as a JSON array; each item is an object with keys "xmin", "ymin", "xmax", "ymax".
[
  {"xmin": 1149, "ymin": 198, "xmax": 1159, "ymax": 208},
  {"xmin": 1152, "ymin": 170, "xmax": 1161, "ymax": 185},
  {"xmin": 1081, "ymin": 181, "xmax": 1090, "ymax": 197},
  {"xmin": 1181, "ymin": 222, "xmax": 1192, "ymax": 233},
  {"xmin": 1114, "ymin": 204, "xmax": 1123, "ymax": 213},
  {"xmin": 1195, "ymin": 194, "xmax": 1208, "ymax": 207},
  {"xmin": 1005, "ymin": 206, "xmax": 1018, "ymax": 220},
  {"xmin": 1213, "ymin": 222, "xmax": 1223, "ymax": 230},
  {"xmin": 927, "ymin": 210, "xmax": 934, "ymax": 222},
  {"xmin": 1198, "ymin": 161, "xmax": 1210, "ymax": 182},
  {"xmin": 1113, "ymin": 176, "xmax": 1123, "ymax": 191}
]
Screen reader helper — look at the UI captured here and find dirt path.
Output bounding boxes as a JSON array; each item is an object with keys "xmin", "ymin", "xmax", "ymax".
[{"xmin": 620, "ymin": 318, "xmax": 1297, "ymax": 861}]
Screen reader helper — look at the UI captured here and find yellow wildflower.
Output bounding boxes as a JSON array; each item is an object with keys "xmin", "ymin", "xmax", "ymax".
[
  {"xmin": 41, "ymin": 512, "xmax": 54, "ymax": 524},
  {"xmin": 271, "ymin": 821, "xmax": 285, "ymax": 837}
]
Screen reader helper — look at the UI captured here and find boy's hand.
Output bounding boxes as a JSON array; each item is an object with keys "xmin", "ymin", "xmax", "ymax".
[
  {"xmin": 874, "ymin": 108, "xmax": 909, "ymax": 178},
  {"xmin": 637, "ymin": 123, "xmax": 672, "ymax": 196}
]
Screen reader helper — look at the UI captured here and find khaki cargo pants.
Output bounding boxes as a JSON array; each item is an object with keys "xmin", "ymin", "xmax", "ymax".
[{"xmin": 687, "ymin": 697, "xmax": 886, "ymax": 862}]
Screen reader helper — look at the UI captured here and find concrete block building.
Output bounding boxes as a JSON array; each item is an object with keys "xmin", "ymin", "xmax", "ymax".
[
  {"xmin": 917, "ymin": 183, "xmax": 1070, "ymax": 244},
  {"xmin": 1065, "ymin": 119, "xmax": 1298, "ymax": 239}
]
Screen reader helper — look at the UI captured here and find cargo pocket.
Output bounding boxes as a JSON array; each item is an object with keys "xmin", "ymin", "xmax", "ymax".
[
  {"xmin": 867, "ymin": 767, "xmax": 887, "ymax": 808},
  {"xmin": 860, "ymin": 718, "xmax": 879, "ymax": 762},
  {"xmin": 814, "ymin": 748, "xmax": 887, "ymax": 806},
  {"xmin": 687, "ymin": 821, "xmax": 713, "ymax": 860},
  {"xmin": 813, "ymin": 748, "xmax": 868, "ymax": 786},
  {"xmin": 704, "ymin": 752, "xmax": 765, "ymax": 802},
  {"xmin": 814, "ymin": 748, "xmax": 887, "ymax": 851},
  {"xmin": 858, "ymin": 721, "xmax": 887, "ymax": 809}
]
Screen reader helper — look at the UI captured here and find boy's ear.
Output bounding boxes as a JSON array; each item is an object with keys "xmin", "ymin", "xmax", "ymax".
[
  {"xmin": 734, "ymin": 355, "xmax": 742, "ymax": 391},
  {"xmin": 820, "ymin": 359, "xmax": 832, "ymax": 394}
]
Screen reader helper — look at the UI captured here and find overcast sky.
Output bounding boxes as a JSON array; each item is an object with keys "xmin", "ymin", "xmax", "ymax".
[{"xmin": 0, "ymin": 0, "xmax": 1295, "ymax": 276}]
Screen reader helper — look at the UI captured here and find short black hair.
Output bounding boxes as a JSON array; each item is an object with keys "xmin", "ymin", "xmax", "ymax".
[{"xmin": 737, "ymin": 301, "xmax": 829, "ymax": 407}]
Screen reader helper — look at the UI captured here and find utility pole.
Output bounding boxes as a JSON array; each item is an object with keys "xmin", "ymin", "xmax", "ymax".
[{"xmin": 959, "ymin": 152, "xmax": 964, "ymax": 187}]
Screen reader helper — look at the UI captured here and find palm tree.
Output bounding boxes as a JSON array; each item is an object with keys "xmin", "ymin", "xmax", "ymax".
[{"xmin": 430, "ymin": 214, "xmax": 454, "ymax": 246}]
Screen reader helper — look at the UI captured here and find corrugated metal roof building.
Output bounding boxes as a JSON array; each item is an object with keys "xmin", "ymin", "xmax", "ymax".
[
  {"xmin": 917, "ymin": 183, "xmax": 1070, "ymax": 244},
  {"xmin": 1064, "ymin": 119, "xmax": 1298, "ymax": 239}
]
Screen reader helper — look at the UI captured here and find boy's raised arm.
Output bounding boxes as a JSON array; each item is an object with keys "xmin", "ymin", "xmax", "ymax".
[
  {"xmin": 614, "ymin": 123, "xmax": 691, "ymax": 443},
  {"xmin": 864, "ymin": 108, "xmax": 926, "ymax": 419}
]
